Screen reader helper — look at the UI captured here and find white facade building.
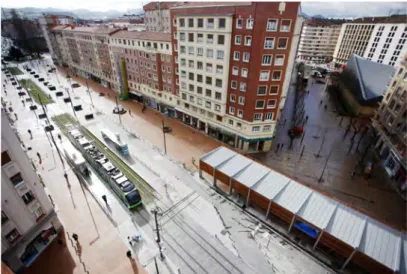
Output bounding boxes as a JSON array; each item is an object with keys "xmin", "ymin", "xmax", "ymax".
[
  {"xmin": 1, "ymin": 110, "xmax": 62, "ymax": 272},
  {"xmin": 333, "ymin": 15, "xmax": 407, "ymax": 66},
  {"xmin": 297, "ymin": 19, "xmax": 345, "ymax": 63}
]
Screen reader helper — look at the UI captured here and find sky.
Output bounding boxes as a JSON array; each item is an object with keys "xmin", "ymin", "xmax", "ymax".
[{"xmin": 1, "ymin": 1, "xmax": 407, "ymax": 18}]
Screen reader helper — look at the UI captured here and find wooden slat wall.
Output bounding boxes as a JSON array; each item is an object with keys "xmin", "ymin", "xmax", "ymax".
[
  {"xmin": 270, "ymin": 203, "xmax": 294, "ymax": 224},
  {"xmin": 352, "ymin": 251, "xmax": 393, "ymax": 274},
  {"xmin": 248, "ymin": 190, "xmax": 270, "ymax": 210},
  {"xmin": 199, "ymin": 161, "xmax": 213, "ymax": 176},
  {"xmin": 232, "ymin": 179, "xmax": 249, "ymax": 198},
  {"xmin": 215, "ymin": 170, "xmax": 231, "ymax": 186},
  {"xmin": 320, "ymin": 232, "xmax": 354, "ymax": 258}
]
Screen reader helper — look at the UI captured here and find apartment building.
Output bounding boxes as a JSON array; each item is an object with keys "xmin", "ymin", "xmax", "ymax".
[
  {"xmin": 39, "ymin": 14, "xmax": 74, "ymax": 63},
  {"xmin": 297, "ymin": 18, "xmax": 347, "ymax": 63},
  {"xmin": 143, "ymin": 2, "xmax": 183, "ymax": 32},
  {"xmin": 372, "ymin": 55, "xmax": 407, "ymax": 191},
  {"xmin": 48, "ymin": 2, "xmax": 302, "ymax": 153},
  {"xmin": 333, "ymin": 15, "xmax": 407, "ymax": 66},
  {"xmin": 171, "ymin": 2, "xmax": 302, "ymax": 152},
  {"xmin": 1, "ymin": 110, "xmax": 62, "ymax": 272}
]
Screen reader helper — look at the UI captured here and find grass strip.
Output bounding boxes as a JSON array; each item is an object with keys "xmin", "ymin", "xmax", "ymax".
[{"xmin": 20, "ymin": 79, "xmax": 54, "ymax": 105}]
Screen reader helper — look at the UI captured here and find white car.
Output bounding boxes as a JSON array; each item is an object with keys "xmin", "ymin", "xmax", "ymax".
[{"xmin": 113, "ymin": 105, "xmax": 126, "ymax": 114}]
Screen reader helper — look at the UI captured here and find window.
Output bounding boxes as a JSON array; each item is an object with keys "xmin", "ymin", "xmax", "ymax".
[
  {"xmin": 219, "ymin": 18, "xmax": 226, "ymax": 29},
  {"xmin": 206, "ymin": 63, "xmax": 213, "ymax": 73},
  {"xmin": 275, "ymin": 55, "xmax": 284, "ymax": 66},
  {"xmin": 264, "ymin": 38, "xmax": 275, "ymax": 49},
  {"xmin": 238, "ymin": 110, "xmax": 243, "ymax": 118},
  {"xmin": 197, "ymin": 47, "xmax": 203, "ymax": 56},
  {"xmin": 206, "ymin": 89, "xmax": 212, "ymax": 97},
  {"xmin": 218, "ymin": 35, "xmax": 225, "ymax": 45},
  {"xmin": 2, "ymin": 151, "xmax": 11, "ymax": 166},
  {"xmin": 244, "ymin": 36, "xmax": 252, "ymax": 46},
  {"xmin": 236, "ymin": 18, "xmax": 243, "ymax": 29},
  {"xmin": 198, "ymin": 18, "xmax": 204, "ymax": 28},
  {"xmin": 181, "ymin": 70, "xmax": 186, "ymax": 78},
  {"xmin": 197, "ymin": 62, "xmax": 203, "ymax": 70},
  {"xmin": 216, "ymin": 65, "xmax": 223, "ymax": 74},
  {"xmin": 197, "ymin": 98, "xmax": 202, "ymax": 105},
  {"xmin": 263, "ymin": 125, "xmax": 271, "ymax": 132},
  {"xmin": 243, "ymin": 52, "xmax": 250, "ymax": 62},
  {"xmin": 207, "ymin": 34, "xmax": 214, "ymax": 44},
  {"xmin": 233, "ymin": 51, "xmax": 240, "ymax": 61},
  {"xmin": 217, "ymin": 50, "xmax": 224, "ymax": 60},
  {"xmin": 267, "ymin": 19, "xmax": 278, "ymax": 31},
  {"xmin": 2, "ymin": 211, "xmax": 9, "ymax": 226},
  {"xmin": 21, "ymin": 191, "xmax": 36, "ymax": 205},
  {"xmin": 189, "ymin": 72, "xmax": 194, "ymax": 81},
  {"xmin": 215, "ymin": 92, "xmax": 222, "ymax": 100},
  {"xmin": 215, "ymin": 104, "xmax": 221, "ymax": 112},
  {"xmin": 180, "ymin": 32, "xmax": 185, "ymax": 41},
  {"xmin": 255, "ymin": 100, "xmax": 265, "ymax": 109},
  {"xmin": 265, "ymin": 112, "xmax": 274, "ymax": 121},
  {"xmin": 206, "ymin": 101, "xmax": 212, "ymax": 108},
  {"xmin": 189, "ymin": 95, "xmax": 194, "ymax": 103},
  {"xmin": 252, "ymin": 126, "xmax": 260, "ymax": 132},
  {"xmin": 238, "ymin": 96, "xmax": 245, "ymax": 105},
  {"xmin": 260, "ymin": 71, "xmax": 270, "ymax": 81},
  {"xmin": 267, "ymin": 99, "xmax": 276, "ymax": 109},
  {"xmin": 229, "ymin": 107, "xmax": 235, "ymax": 115},
  {"xmin": 9, "ymin": 172, "xmax": 24, "ymax": 186},
  {"xmin": 241, "ymin": 68, "xmax": 248, "ymax": 78},
  {"xmin": 246, "ymin": 18, "xmax": 254, "ymax": 29},
  {"xmin": 240, "ymin": 82, "xmax": 246, "ymax": 92},
  {"xmin": 215, "ymin": 79, "xmax": 222, "ymax": 88},
  {"xmin": 197, "ymin": 74, "xmax": 203, "ymax": 83},
  {"xmin": 180, "ymin": 18, "xmax": 185, "ymax": 27},
  {"xmin": 188, "ymin": 18, "xmax": 194, "ymax": 28},
  {"xmin": 278, "ymin": 38, "xmax": 288, "ymax": 49},
  {"xmin": 206, "ymin": 77, "xmax": 212, "ymax": 85},
  {"xmin": 229, "ymin": 119, "xmax": 234, "ymax": 126},
  {"xmin": 235, "ymin": 35, "xmax": 241, "ymax": 45},
  {"xmin": 231, "ymin": 81, "xmax": 237, "ymax": 89},
  {"xmin": 182, "ymin": 93, "xmax": 187, "ymax": 100},
  {"xmin": 280, "ymin": 20, "xmax": 291, "ymax": 32},
  {"xmin": 180, "ymin": 46, "xmax": 186, "ymax": 54},
  {"xmin": 34, "ymin": 207, "xmax": 43, "ymax": 218},
  {"xmin": 188, "ymin": 46, "xmax": 194, "ymax": 55},
  {"xmin": 5, "ymin": 228, "xmax": 20, "ymax": 243},
  {"xmin": 258, "ymin": 86, "xmax": 267, "ymax": 95},
  {"xmin": 262, "ymin": 55, "xmax": 272, "ymax": 65},
  {"xmin": 207, "ymin": 18, "xmax": 214, "ymax": 28},
  {"xmin": 270, "ymin": 85, "xmax": 279, "ymax": 94},
  {"xmin": 272, "ymin": 71, "xmax": 282, "ymax": 81},
  {"xmin": 232, "ymin": 67, "xmax": 239, "ymax": 75},
  {"xmin": 197, "ymin": 87, "xmax": 203, "ymax": 94},
  {"xmin": 207, "ymin": 49, "xmax": 213, "ymax": 58},
  {"xmin": 254, "ymin": 113, "xmax": 262, "ymax": 121},
  {"xmin": 230, "ymin": 94, "xmax": 236, "ymax": 102},
  {"xmin": 189, "ymin": 60, "xmax": 194, "ymax": 68},
  {"xmin": 188, "ymin": 33, "xmax": 194, "ymax": 42},
  {"xmin": 196, "ymin": 34, "xmax": 203, "ymax": 43}
]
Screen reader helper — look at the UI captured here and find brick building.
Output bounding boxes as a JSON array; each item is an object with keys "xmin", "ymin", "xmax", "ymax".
[{"xmin": 49, "ymin": 2, "xmax": 302, "ymax": 153}]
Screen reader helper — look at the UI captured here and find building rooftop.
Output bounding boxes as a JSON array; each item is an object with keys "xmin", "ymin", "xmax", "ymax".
[
  {"xmin": 143, "ymin": 1, "xmax": 184, "ymax": 11},
  {"xmin": 350, "ymin": 14, "xmax": 407, "ymax": 24},
  {"xmin": 50, "ymin": 25, "xmax": 71, "ymax": 31},
  {"xmin": 342, "ymin": 54, "xmax": 395, "ymax": 105},
  {"xmin": 304, "ymin": 18, "xmax": 351, "ymax": 27},
  {"xmin": 170, "ymin": 1, "xmax": 251, "ymax": 9},
  {"xmin": 64, "ymin": 27, "xmax": 121, "ymax": 35},
  {"xmin": 111, "ymin": 30, "xmax": 172, "ymax": 42}
]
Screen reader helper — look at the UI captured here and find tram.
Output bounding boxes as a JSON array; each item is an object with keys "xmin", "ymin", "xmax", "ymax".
[{"xmin": 101, "ymin": 128, "xmax": 129, "ymax": 155}]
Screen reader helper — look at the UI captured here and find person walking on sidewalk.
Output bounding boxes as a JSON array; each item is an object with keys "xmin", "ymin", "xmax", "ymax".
[
  {"xmin": 21, "ymin": 100, "xmax": 25, "ymax": 106},
  {"xmin": 28, "ymin": 129, "xmax": 32, "ymax": 139},
  {"xmin": 102, "ymin": 195, "xmax": 107, "ymax": 204},
  {"xmin": 276, "ymin": 143, "xmax": 280, "ymax": 152},
  {"xmin": 129, "ymin": 109, "xmax": 131, "ymax": 116},
  {"xmin": 126, "ymin": 250, "xmax": 132, "ymax": 259},
  {"xmin": 36, "ymin": 152, "xmax": 42, "ymax": 164},
  {"xmin": 14, "ymin": 113, "xmax": 18, "ymax": 120},
  {"xmin": 57, "ymin": 133, "xmax": 62, "ymax": 142}
]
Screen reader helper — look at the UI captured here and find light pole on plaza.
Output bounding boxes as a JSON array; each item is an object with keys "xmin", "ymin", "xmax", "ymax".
[
  {"xmin": 115, "ymin": 95, "xmax": 122, "ymax": 125},
  {"xmin": 161, "ymin": 110, "xmax": 168, "ymax": 155},
  {"xmin": 85, "ymin": 78, "xmax": 94, "ymax": 108}
]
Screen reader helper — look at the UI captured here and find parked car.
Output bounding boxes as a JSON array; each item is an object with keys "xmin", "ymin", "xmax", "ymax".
[
  {"xmin": 71, "ymin": 83, "xmax": 80, "ymax": 88},
  {"xmin": 113, "ymin": 105, "xmax": 126, "ymax": 114}
]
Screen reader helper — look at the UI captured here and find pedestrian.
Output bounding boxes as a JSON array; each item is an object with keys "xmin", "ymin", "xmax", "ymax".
[
  {"xmin": 58, "ymin": 133, "xmax": 62, "ymax": 142},
  {"xmin": 305, "ymin": 115, "xmax": 309, "ymax": 121},
  {"xmin": 128, "ymin": 236, "xmax": 133, "ymax": 246},
  {"xmin": 14, "ymin": 113, "xmax": 18, "ymax": 120},
  {"xmin": 3, "ymin": 84, "xmax": 5, "ymax": 88},
  {"xmin": 276, "ymin": 143, "xmax": 280, "ymax": 151},
  {"xmin": 63, "ymin": 173, "xmax": 68, "ymax": 181},
  {"xmin": 126, "ymin": 250, "xmax": 132, "ymax": 259},
  {"xmin": 4, "ymin": 90, "xmax": 7, "ymax": 95},
  {"xmin": 28, "ymin": 129, "xmax": 32, "ymax": 139},
  {"xmin": 284, "ymin": 118, "xmax": 287, "ymax": 124},
  {"xmin": 102, "ymin": 195, "xmax": 107, "ymax": 204},
  {"xmin": 36, "ymin": 152, "xmax": 42, "ymax": 164},
  {"xmin": 21, "ymin": 100, "xmax": 25, "ymax": 106},
  {"xmin": 320, "ymin": 100, "xmax": 323, "ymax": 105},
  {"xmin": 129, "ymin": 109, "xmax": 131, "ymax": 116},
  {"xmin": 281, "ymin": 144, "xmax": 284, "ymax": 150},
  {"xmin": 324, "ymin": 104, "xmax": 327, "ymax": 110}
]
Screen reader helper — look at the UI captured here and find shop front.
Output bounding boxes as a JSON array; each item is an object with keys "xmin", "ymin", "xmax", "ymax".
[
  {"xmin": 129, "ymin": 90, "xmax": 143, "ymax": 103},
  {"xmin": 160, "ymin": 104, "xmax": 177, "ymax": 119},
  {"xmin": 237, "ymin": 136, "xmax": 273, "ymax": 152}
]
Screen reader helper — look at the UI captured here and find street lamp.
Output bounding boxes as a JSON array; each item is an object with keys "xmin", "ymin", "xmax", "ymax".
[{"xmin": 162, "ymin": 111, "xmax": 168, "ymax": 155}]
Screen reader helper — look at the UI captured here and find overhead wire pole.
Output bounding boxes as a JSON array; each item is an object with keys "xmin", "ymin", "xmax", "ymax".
[
  {"xmin": 85, "ymin": 78, "xmax": 94, "ymax": 108},
  {"xmin": 115, "ymin": 95, "xmax": 122, "ymax": 125},
  {"xmin": 162, "ymin": 116, "xmax": 167, "ymax": 155},
  {"xmin": 151, "ymin": 207, "xmax": 165, "ymax": 260},
  {"xmin": 65, "ymin": 85, "xmax": 77, "ymax": 119}
]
